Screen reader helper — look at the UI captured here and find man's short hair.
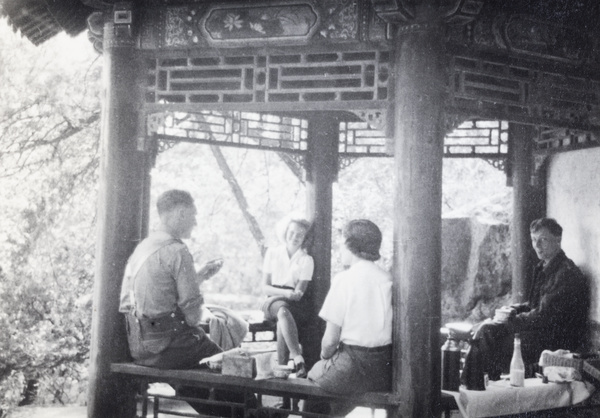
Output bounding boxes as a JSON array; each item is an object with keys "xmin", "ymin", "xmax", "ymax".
[
  {"xmin": 530, "ymin": 217, "xmax": 563, "ymax": 238},
  {"xmin": 156, "ymin": 190, "xmax": 194, "ymax": 215}
]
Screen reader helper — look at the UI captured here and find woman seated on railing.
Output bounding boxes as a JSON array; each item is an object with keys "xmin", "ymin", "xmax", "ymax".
[
  {"xmin": 261, "ymin": 215, "xmax": 314, "ymax": 378},
  {"xmin": 305, "ymin": 219, "xmax": 393, "ymax": 416}
]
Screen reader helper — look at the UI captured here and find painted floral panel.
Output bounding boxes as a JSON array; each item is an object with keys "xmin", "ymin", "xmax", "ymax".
[{"xmin": 203, "ymin": 4, "xmax": 318, "ymax": 41}]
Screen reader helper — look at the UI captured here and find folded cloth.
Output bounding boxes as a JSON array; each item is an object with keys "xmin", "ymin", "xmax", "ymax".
[
  {"xmin": 200, "ymin": 347, "xmax": 277, "ymax": 378},
  {"xmin": 538, "ymin": 349, "xmax": 583, "ymax": 382},
  {"xmin": 205, "ymin": 304, "xmax": 249, "ymax": 351},
  {"xmin": 538, "ymin": 349, "xmax": 577, "ymax": 368},
  {"xmin": 459, "ymin": 378, "xmax": 594, "ymax": 418},
  {"xmin": 544, "ymin": 366, "xmax": 582, "ymax": 383}
]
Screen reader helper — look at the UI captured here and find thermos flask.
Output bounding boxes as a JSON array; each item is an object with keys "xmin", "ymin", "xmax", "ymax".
[{"xmin": 441, "ymin": 336, "xmax": 461, "ymax": 391}]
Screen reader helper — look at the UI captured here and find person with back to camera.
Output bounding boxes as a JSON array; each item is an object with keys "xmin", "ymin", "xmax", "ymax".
[
  {"xmin": 461, "ymin": 217, "xmax": 589, "ymax": 387},
  {"xmin": 305, "ymin": 219, "xmax": 393, "ymax": 416},
  {"xmin": 262, "ymin": 216, "xmax": 314, "ymax": 378},
  {"xmin": 119, "ymin": 189, "xmax": 250, "ymax": 416}
]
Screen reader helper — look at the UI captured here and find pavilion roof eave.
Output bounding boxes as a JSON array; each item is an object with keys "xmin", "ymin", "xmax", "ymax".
[{"xmin": 1, "ymin": 0, "xmax": 93, "ymax": 46}]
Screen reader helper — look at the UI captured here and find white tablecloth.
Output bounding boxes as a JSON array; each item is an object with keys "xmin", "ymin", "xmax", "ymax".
[{"xmin": 457, "ymin": 378, "xmax": 595, "ymax": 417}]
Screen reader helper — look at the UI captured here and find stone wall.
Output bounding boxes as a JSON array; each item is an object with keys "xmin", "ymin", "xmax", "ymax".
[{"xmin": 442, "ymin": 217, "xmax": 512, "ymax": 325}]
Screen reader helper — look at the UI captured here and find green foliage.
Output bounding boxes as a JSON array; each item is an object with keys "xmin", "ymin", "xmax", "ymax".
[{"xmin": 0, "ymin": 19, "xmax": 100, "ymax": 411}]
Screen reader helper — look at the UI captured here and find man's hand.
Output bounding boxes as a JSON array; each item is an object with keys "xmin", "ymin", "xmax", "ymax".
[
  {"xmin": 509, "ymin": 302, "xmax": 531, "ymax": 314},
  {"xmin": 197, "ymin": 258, "xmax": 224, "ymax": 280}
]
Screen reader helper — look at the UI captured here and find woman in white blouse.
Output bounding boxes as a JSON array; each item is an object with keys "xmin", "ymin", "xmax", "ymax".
[
  {"xmin": 262, "ymin": 216, "xmax": 314, "ymax": 377},
  {"xmin": 306, "ymin": 219, "xmax": 392, "ymax": 415}
]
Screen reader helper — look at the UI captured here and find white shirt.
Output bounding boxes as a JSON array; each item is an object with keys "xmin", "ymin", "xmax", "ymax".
[
  {"xmin": 319, "ymin": 259, "xmax": 392, "ymax": 347},
  {"xmin": 263, "ymin": 245, "xmax": 314, "ymax": 288}
]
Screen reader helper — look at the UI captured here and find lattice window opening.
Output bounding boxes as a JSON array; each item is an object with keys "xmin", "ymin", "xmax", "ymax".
[
  {"xmin": 150, "ymin": 109, "xmax": 510, "ymax": 163},
  {"xmin": 144, "ymin": 50, "xmax": 391, "ymax": 105},
  {"xmin": 444, "ymin": 120, "xmax": 509, "ymax": 156},
  {"xmin": 155, "ymin": 110, "xmax": 309, "ymax": 152},
  {"xmin": 535, "ymin": 128, "xmax": 598, "ymax": 151},
  {"xmin": 339, "ymin": 121, "xmax": 388, "ymax": 156}
]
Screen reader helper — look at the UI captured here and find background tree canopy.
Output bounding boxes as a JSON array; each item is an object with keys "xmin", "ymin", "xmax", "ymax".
[{"xmin": 0, "ymin": 17, "xmax": 510, "ymax": 413}]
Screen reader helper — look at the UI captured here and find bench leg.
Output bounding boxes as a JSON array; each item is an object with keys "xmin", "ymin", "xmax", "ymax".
[
  {"xmin": 153, "ymin": 396, "xmax": 159, "ymax": 418},
  {"xmin": 140, "ymin": 382, "xmax": 148, "ymax": 418}
]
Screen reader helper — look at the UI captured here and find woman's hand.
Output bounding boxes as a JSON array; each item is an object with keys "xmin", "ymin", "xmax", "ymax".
[
  {"xmin": 288, "ymin": 290, "xmax": 304, "ymax": 301},
  {"xmin": 320, "ymin": 322, "xmax": 341, "ymax": 360}
]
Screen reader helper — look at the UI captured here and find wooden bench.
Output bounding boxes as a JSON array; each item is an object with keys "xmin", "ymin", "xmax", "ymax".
[{"xmin": 111, "ymin": 362, "xmax": 458, "ymax": 417}]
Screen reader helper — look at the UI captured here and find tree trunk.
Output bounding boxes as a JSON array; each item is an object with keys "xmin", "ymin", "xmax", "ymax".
[{"xmin": 210, "ymin": 144, "xmax": 267, "ymax": 256}]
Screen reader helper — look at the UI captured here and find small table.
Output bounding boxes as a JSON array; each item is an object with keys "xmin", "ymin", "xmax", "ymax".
[{"xmin": 455, "ymin": 378, "xmax": 595, "ymax": 418}]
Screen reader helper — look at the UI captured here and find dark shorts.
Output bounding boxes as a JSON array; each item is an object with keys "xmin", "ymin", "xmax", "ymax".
[{"xmin": 261, "ymin": 294, "xmax": 309, "ymax": 324}]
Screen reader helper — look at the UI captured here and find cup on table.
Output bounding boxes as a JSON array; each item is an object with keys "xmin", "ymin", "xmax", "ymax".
[{"xmin": 493, "ymin": 307, "xmax": 514, "ymax": 323}]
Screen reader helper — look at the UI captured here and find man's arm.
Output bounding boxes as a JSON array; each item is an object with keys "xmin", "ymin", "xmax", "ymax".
[
  {"xmin": 174, "ymin": 249, "xmax": 205, "ymax": 328},
  {"xmin": 511, "ymin": 265, "xmax": 587, "ymax": 331}
]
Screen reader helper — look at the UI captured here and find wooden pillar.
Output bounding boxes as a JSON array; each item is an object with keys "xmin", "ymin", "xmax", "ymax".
[
  {"xmin": 87, "ymin": 8, "xmax": 147, "ymax": 418},
  {"xmin": 509, "ymin": 123, "xmax": 545, "ymax": 303},
  {"xmin": 392, "ymin": 15, "xmax": 446, "ymax": 418},
  {"xmin": 304, "ymin": 113, "xmax": 340, "ymax": 367}
]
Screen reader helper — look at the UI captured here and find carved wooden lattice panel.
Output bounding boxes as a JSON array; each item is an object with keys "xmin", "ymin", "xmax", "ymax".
[
  {"xmin": 449, "ymin": 52, "xmax": 600, "ymax": 132},
  {"xmin": 339, "ymin": 121, "xmax": 387, "ymax": 156},
  {"xmin": 144, "ymin": 50, "xmax": 390, "ymax": 109},
  {"xmin": 536, "ymin": 128, "xmax": 599, "ymax": 152},
  {"xmin": 150, "ymin": 110, "xmax": 507, "ymax": 163},
  {"xmin": 153, "ymin": 111, "xmax": 308, "ymax": 152},
  {"xmin": 445, "ymin": 120, "xmax": 508, "ymax": 157}
]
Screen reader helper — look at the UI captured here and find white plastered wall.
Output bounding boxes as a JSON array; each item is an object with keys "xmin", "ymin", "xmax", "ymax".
[{"xmin": 547, "ymin": 147, "xmax": 600, "ymax": 323}]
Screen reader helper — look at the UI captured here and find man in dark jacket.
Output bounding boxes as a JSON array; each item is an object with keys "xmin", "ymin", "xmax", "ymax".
[{"xmin": 462, "ymin": 218, "xmax": 589, "ymax": 384}]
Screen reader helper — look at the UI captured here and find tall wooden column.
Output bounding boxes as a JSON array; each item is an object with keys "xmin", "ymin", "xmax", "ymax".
[
  {"xmin": 392, "ymin": 15, "xmax": 446, "ymax": 418},
  {"xmin": 509, "ymin": 123, "xmax": 545, "ymax": 302},
  {"xmin": 87, "ymin": 9, "xmax": 147, "ymax": 418},
  {"xmin": 304, "ymin": 113, "xmax": 340, "ymax": 367}
]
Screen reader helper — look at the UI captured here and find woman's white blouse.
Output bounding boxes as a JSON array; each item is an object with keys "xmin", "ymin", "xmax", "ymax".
[
  {"xmin": 319, "ymin": 259, "xmax": 392, "ymax": 347},
  {"xmin": 263, "ymin": 245, "xmax": 314, "ymax": 288}
]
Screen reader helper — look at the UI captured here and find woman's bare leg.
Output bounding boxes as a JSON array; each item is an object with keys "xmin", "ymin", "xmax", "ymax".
[
  {"xmin": 276, "ymin": 307, "xmax": 302, "ymax": 360},
  {"xmin": 276, "ymin": 325, "xmax": 290, "ymax": 365}
]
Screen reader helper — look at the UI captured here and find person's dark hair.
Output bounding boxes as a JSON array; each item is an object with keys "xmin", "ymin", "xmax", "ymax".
[
  {"xmin": 343, "ymin": 219, "xmax": 382, "ymax": 261},
  {"xmin": 285, "ymin": 218, "xmax": 312, "ymax": 249},
  {"xmin": 156, "ymin": 190, "xmax": 194, "ymax": 215},
  {"xmin": 530, "ymin": 217, "xmax": 563, "ymax": 238}
]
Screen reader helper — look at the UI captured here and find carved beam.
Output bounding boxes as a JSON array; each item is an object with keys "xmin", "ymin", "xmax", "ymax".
[{"xmin": 371, "ymin": 0, "xmax": 484, "ymax": 25}]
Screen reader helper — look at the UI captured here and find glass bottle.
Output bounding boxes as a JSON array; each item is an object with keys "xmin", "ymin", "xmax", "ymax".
[{"xmin": 509, "ymin": 333, "xmax": 525, "ymax": 387}]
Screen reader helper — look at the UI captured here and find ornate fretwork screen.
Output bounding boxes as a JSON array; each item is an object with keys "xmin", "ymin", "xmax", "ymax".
[
  {"xmin": 150, "ymin": 111, "xmax": 508, "ymax": 168},
  {"xmin": 448, "ymin": 51, "xmax": 600, "ymax": 133},
  {"xmin": 151, "ymin": 111, "xmax": 308, "ymax": 153},
  {"xmin": 445, "ymin": 120, "xmax": 508, "ymax": 157},
  {"xmin": 536, "ymin": 128, "xmax": 599, "ymax": 152},
  {"xmin": 339, "ymin": 121, "xmax": 387, "ymax": 156},
  {"xmin": 144, "ymin": 50, "xmax": 390, "ymax": 109}
]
